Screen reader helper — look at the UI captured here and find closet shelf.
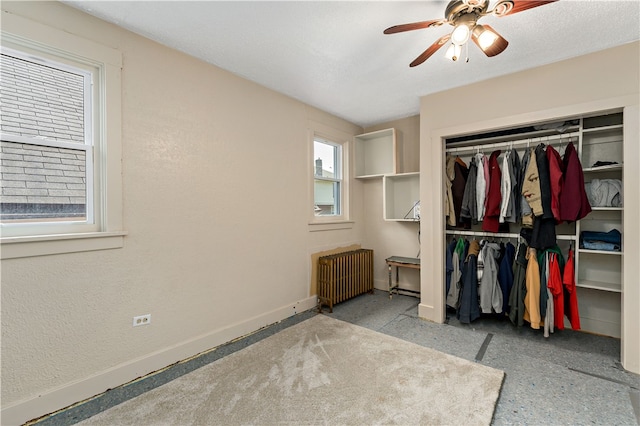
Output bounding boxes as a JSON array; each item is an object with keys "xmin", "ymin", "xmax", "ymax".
[
  {"xmin": 578, "ymin": 248, "xmax": 623, "ymax": 255},
  {"xmin": 445, "ymin": 229, "xmax": 576, "ymax": 241},
  {"xmin": 589, "ymin": 207, "xmax": 623, "ymax": 211},
  {"xmin": 583, "ymin": 164, "xmax": 623, "ymax": 173},
  {"xmin": 582, "ymin": 124, "xmax": 623, "ymax": 134},
  {"xmin": 445, "ymin": 131, "xmax": 579, "ymax": 154},
  {"xmin": 577, "ymin": 280, "xmax": 622, "ymax": 293}
]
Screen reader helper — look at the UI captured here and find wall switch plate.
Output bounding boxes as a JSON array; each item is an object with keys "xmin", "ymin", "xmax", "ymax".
[{"xmin": 133, "ymin": 314, "xmax": 151, "ymax": 327}]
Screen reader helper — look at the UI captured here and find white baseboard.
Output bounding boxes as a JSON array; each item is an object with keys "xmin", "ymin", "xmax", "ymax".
[{"xmin": 1, "ymin": 295, "xmax": 318, "ymax": 426}]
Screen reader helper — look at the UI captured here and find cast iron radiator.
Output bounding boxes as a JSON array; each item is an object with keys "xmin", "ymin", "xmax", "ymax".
[{"xmin": 317, "ymin": 249, "xmax": 374, "ymax": 313}]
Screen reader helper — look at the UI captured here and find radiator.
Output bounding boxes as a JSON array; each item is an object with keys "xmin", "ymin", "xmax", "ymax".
[{"xmin": 317, "ymin": 249, "xmax": 374, "ymax": 313}]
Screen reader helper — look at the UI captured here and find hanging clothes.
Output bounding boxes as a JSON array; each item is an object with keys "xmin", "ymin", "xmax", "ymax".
[
  {"xmin": 522, "ymin": 148, "xmax": 542, "ymax": 217},
  {"xmin": 475, "ymin": 153, "xmax": 487, "ymax": 221},
  {"xmin": 454, "ymin": 236, "xmax": 466, "ymax": 259},
  {"xmin": 546, "ymin": 144, "xmax": 564, "ymax": 223},
  {"xmin": 506, "ymin": 149, "xmax": 521, "ymax": 223},
  {"xmin": 523, "ymin": 248, "xmax": 542, "ymax": 329},
  {"xmin": 479, "ymin": 241, "xmax": 502, "ymax": 314},
  {"xmin": 519, "ymin": 148, "xmax": 533, "ymax": 227},
  {"xmin": 477, "ymin": 239, "xmax": 486, "ymax": 283},
  {"xmin": 509, "ymin": 242, "xmax": 528, "ymax": 327},
  {"xmin": 482, "ymin": 150, "xmax": 502, "ymax": 232},
  {"xmin": 445, "ymin": 155, "xmax": 456, "ymax": 226},
  {"xmin": 536, "ymin": 143, "xmax": 553, "ymax": 220},
  {"xmin": 457, "ymin": 240, "xmax": 481, "ymax": 324},
  {"xmin": 445, "ymin": 239, "xmax": 455, "ymax": 298},
  {"xmin": 499, "ymin": 151, "xmax": 512, "ymax": 223},
  {"xmin": 531, "ymin": 218, "xmax": 556, "ymax": 251},
  {"xmin": 452, "ymin": 157, "xmax": 470, "ymax": 228},
  {"xmin": 547, "ymin": 252, "xmax": 565, "ymax": 331},
  {"xmin": 483, "ymin": 155, "xmax": 490, "ymax": 212},
  {"xmin": 460, "ymin": 156, "xmax": 478, "ymax": 224},
  {"xmin": 560, "ymin": 142, "xmax": 592, "ymax": 222},
  {"xmin": 563, "ymin": 248, "xmax": 581, "ymax": 329},
  {"xmin": 537, "ymin": 249, "xmax": 550, "ymax": 324},
  {"xmin": 529, "ymin": 143, "xmax": 557, "ymax": 250},
  {"xmin": 498, "ymin": 242, "xmax": 515, "ymax": 314},
  {"xmin": 543, "ymin": 253, "xmax": 554, "ymax": 338},
  {"xmin": 446, "ymin": 239, "xmax": 463, "ymax": 309}
]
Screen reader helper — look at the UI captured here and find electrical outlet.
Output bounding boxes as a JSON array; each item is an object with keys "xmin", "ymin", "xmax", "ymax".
[{"xmin": 133, "ymin": 314, "xmax": 151, "ymax": 327}]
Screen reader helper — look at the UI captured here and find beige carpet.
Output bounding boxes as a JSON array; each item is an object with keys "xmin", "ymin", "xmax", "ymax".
[{"xmin": 79, "ymin": 315, "xmax": 504, "ymax": 425}]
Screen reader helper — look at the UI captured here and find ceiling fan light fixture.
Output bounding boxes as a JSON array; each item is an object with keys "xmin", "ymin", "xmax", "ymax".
[
  {"xmin": 450, "ymin": 24, "xmax": 471, "ymax": 45},
  {"xmin": 471, "ymin": 24, "xmax": 509, "ymax": 56},
  {"xmin": 473, "ymin": 24, "xmax": 498, "ymax": 49},
  {"xmin": 383, "ymin": 0, "xmax": 558, "ymax": 67}
]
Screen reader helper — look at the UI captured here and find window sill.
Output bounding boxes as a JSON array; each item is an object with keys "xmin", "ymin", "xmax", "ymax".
[
  {"xmin": 308, "ymin": 221, "xmax": 354, "ymax": 232},
  {"xmin": 1, "ymin": 231, "xmax": 127, "ymax": 259}
]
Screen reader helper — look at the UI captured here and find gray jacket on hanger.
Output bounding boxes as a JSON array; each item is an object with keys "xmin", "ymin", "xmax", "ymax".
[{"xmin": 479, "ymin": 241, "xmax": 502, "ymax": 314}]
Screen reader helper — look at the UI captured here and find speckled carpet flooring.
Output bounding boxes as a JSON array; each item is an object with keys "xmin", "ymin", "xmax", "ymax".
[{"xmin": 76, "ymin": 315, "xmax": 504, "ymax": 425}]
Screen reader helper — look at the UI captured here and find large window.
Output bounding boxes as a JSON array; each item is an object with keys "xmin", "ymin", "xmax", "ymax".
[
  {"xmin": 1, "ymin": 48, "xmax": 93, "ymax": 225},
  {"xmin": 313, "ymin": 137, "xmax": 343, "ymax": 217},
  {"xmin": 0, "ymin": 13, "xmax": 123, "ymax": 258}
]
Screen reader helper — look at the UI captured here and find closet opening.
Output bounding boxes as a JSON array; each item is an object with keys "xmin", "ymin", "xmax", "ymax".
[{"xmin": 443, "ymin": 110, "xmax": 624, "ymax": 339}]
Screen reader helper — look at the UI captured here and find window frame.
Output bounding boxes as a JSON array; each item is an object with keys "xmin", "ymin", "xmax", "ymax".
[
  {"xmin": 1, "ymin": 46, "xmax": 96, "ymax": 233},
  {"xmin": 308, "ymin": 123, "xmax": 352, "ymax": 230},
  {"xmin": 313, "ymin": 137, "xmax": 343, "ymax": 217},
  {"xmin": 0, "ymin": 13, "xmax": 125, "ymax": 259}
]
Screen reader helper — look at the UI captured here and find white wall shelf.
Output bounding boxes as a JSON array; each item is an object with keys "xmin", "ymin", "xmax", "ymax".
[
  {"xmin": 383, "ymin": 172, "xmax": 420, "ymax": 222},
  {"xmin": 354, "ymin": 128, "xmax": 397, "ymax": 179}
]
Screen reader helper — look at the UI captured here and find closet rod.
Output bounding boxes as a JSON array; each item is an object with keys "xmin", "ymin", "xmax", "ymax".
[
  {"xmin": 445, "ymin": 131, "xmax": 579, "ymax": 154},
  {"xmin": 445, "ymin": 230, "xmax": 576, "ymax": 241}
]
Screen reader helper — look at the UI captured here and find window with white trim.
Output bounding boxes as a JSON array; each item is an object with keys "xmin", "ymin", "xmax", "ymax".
[
  {"xmin": 313, "ymin": 137, "xmax": 344, "ymax": 218},
  {"xmin": 0, "ymin": 13, "xmax": 124, "ymax": 258},
  {"xmin": 1, "ymin": 48, "xmax": 94, "ymax": 228}
]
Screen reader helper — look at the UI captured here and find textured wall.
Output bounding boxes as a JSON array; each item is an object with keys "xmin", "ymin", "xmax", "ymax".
[{"xmin": 0, "ymin": 1, "xmax": 363, "ymax": 421}]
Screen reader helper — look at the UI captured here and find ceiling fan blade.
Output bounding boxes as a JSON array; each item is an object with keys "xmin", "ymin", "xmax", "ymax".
[
  {"xmin": 492, "ymin": 0, "xmax": 558, "ymax": 16},
  {"xmin": 383, "ymin": 19, "xmax": 446, "ymax": 35},
  {"xmin": 409, "ymin": 34, "xmax": 451, "ymax": 67},
  {"xmin": 471, "ymin": 25, "xmax": 509, "ymax": 57}
]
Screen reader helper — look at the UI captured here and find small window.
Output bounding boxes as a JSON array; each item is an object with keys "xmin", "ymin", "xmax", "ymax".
[{"xmin": 313, "ymin": 137, "xmax": 343, "ymax": 217}]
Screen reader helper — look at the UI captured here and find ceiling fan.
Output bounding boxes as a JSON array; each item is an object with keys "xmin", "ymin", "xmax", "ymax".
[{"xmin": 384, "ymin": 0, "xmax": 558, "ymax": 66}]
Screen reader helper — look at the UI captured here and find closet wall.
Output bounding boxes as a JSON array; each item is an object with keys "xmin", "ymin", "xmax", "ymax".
[{"xmin": 418, "ymin": 42, "xmax": 639, "ymax": 374}]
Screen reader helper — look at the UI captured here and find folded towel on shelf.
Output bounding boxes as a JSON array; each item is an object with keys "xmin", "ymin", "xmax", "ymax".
[{"xmin": 580, "ymin": 229, "xmax": 622, "ymax": 252}]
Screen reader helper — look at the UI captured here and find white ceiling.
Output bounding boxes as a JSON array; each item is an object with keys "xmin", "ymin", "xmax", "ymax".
[{"xmin": 64, "ymin": 1, "xmax": 639, "ymax": 128}]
